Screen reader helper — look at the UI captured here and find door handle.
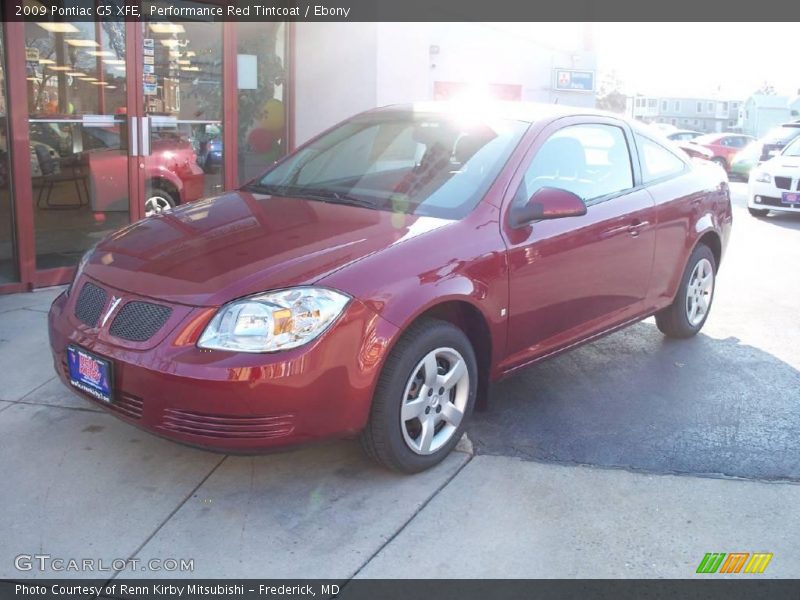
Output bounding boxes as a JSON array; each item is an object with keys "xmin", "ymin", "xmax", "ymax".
[
  {"xmin": 140, "ymin": 116, "xmax": 151, "ymax": 156},
  {"xmin": 627, "ymin": 220, "xmax": 649, "ymax": 237},
  {"xmin": 128, "ymin": 116, "xmax": 138, "ymax": 156}
]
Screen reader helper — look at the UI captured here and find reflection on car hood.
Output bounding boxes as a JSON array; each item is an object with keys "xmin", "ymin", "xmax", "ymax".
[{"xmin": 84, "ymin": 191, "xmax": 449, "ymax": 306}]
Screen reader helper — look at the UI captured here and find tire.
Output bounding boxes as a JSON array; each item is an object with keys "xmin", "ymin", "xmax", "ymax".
[
  {"xmin": 360, "ymin": 318, "xmax": 478, "ymax": 473},
  {"xmin": 712, "ymin": 157, "xmax": 728, "ymax": 172},
  {"xmin": 655, "ymin": 244, "xmax": 716, "ymax": 339},
  {"xmin": 748, "ymin": 207, "xmax": 769, "ymax": 217},
  {"xmin": 144, "ymin": 187, "xmax": 177, "ymax": 217}
]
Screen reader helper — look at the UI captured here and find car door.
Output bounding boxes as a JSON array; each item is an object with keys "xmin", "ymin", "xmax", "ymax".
[{"xmin": 499, "ymin": 117, "xmax": 656, "ymax": 371}]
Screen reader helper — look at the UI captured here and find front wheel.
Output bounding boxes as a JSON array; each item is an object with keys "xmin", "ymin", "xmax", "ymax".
[
  {"xmin": 144, "ymin": 188, "xmax": 177, "ymax": 217},
  {"xmin": 655, "ymin": 244, "xmax": 716, "ymax": 339},
  {"xmin": 748, "ymin": 207, "xmax": 769, "ymax": 217},
  {"xmin": 360, "ymin": 318, "xmax": 477, "ymax": 473}
]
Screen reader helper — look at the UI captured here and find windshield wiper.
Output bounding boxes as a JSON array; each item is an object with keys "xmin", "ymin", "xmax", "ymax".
[
  {"xmin": 240, "ymin": 183, "xmax": 292, "ymax": 195},
  {"xmin": 241, "ymin": 183, "xmax": 377, "ymax": 209},
  {"xmin": 297, "ymin": 188, "xmax": 377, "ymax": 209}
]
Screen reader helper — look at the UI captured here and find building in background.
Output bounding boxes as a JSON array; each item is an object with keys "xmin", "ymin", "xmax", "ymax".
[
  {"xmin": 627, "ymin": 95, "xmax": 741, "ymax": 133},
  {"xmin": 293, "ymin": 23, "xmax": 596, "ymax": 145},
  {"xmin": 738, "ymin": 94, "xmax": 800, "ymax": 138}
]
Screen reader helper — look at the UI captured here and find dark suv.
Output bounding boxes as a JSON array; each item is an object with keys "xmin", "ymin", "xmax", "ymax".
[{"xmin": 759, "ymin": 123, "xmax": 800, "ymax": 161}]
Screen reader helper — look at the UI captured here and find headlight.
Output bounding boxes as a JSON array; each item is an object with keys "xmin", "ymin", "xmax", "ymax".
[
  {"xmin": 67, "ymin": 246, "xmax": 94, "ymax": 297},
  {"xmin": 753, "ymin": 171, "xmax": 772, "ymax": 183},
  {"xmin": 197, "ymin": 287, "xmax": 350, "ymax": 353}
]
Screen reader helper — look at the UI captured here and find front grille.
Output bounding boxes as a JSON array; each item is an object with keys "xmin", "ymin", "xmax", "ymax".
[
  {"xmin": 758, "ymin": 196, "xmax": 800, "ymax": 208},
  {"xmin": 159, "ymin": 408, "xmax": 295, "ymax": 439},
  {"xmin": 774, "ymin": 176, "xmax": 792, "ymax": 190},
  {"xmin": 109, "ymin": 301, "xmax": 172, "ymax": 342},
  {"xmin": 109, "ymin": 393, "xmax": 144, "ymax": 420},
  {"xmin": 74, "ymin": 282, "xmax": 107, "ymax": 327}
]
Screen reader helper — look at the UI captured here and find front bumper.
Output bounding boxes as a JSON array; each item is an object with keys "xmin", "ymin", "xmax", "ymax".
[
  {"xmin": 48, "ymin": 278, "xmax": 400, "ymax": 452},
  {"xmin": 748, "ymin": 180, "xmax": 800, "ymax": 213}
]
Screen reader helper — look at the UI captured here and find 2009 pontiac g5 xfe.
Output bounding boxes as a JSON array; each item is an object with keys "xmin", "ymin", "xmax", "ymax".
[{"xmin": 49, "ymin": 103, "xmax": 732, "ymax": 473}]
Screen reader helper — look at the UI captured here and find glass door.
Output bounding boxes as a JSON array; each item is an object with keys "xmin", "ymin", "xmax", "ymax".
[
  {"xmin": 22, "ymin": 19, "xmax": 132, "ymax": 271},
  {"xmin": 140, "ymin": 15, "xmax": 223, "ymax": 216},
  {"xmin": 0, "ymin": 20, "xmax": 17, "ymax": 284}
]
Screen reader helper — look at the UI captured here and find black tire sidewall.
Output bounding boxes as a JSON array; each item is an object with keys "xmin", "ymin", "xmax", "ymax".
[{"xmin": 373, "ymin": 321, "xmax": 477, "ymax": 473}]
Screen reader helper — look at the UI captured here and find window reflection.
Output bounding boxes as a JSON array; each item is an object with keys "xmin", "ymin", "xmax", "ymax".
[
  {"xmin": 236, "ymin": 21, "xmax": 286, "ymax": 184},
  {"xmin": 25, "ymin": 19, "xmax": 129, "ymax": 270},
  {"xmin": 142, "ymin": 12, "xmax": 224, "ymax": 215},
  {"xmin": 0, "ymin": 23, "xmax": 16, "ymax": 283}
]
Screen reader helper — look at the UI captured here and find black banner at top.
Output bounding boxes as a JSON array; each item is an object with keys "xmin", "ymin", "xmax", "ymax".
[{"xmin": 2, "ymin": 0, "xmax": 800, "ymax": 22}]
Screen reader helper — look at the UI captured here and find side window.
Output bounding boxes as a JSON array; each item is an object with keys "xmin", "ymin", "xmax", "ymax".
[
  {"xmin": 636, "ymin": 134, "xmax": 686, "ymax": 182},
  {"xmin": 513, "ymin": 123, "xmax": 634, "ymax": 206}
]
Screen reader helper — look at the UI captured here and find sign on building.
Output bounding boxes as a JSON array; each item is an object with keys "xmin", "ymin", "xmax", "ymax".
[{"xmin": 554, "ymin": 69, "xmax": 595, "ymax": 93}]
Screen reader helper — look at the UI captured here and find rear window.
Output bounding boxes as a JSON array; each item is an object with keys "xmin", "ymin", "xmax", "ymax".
[{"xmin": 636, "ymin": 134, "xmax": 687, "ymax": 182}]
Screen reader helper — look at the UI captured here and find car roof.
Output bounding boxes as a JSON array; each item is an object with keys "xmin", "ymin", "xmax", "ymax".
[
  {"xmin": 366, "ymin": 101, "xmax": 629, "ymax": 124},
  {"xmin": 693, "ymin": 133, "xmax": 727, "ymax": 143}
]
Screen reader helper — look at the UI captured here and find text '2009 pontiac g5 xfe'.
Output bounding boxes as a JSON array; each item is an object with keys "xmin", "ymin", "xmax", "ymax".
[{"xmin": 48, "ymin": 102, "xmax": 732, "ymax": 473}]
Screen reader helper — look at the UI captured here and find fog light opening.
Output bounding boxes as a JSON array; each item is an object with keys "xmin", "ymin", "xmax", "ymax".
[{"xmin": 755, "ymin": 196, "xmax": 762, "ymax": 204}]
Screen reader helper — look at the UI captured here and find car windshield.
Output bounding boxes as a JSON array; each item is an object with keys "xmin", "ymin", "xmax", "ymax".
[
  {"xmin": 247, "ymin": 112, "xmax": 529, "ymax": 219},
  {"xmin": 781, "ymin": 136, "xmax": 800, "ymax": 157}
]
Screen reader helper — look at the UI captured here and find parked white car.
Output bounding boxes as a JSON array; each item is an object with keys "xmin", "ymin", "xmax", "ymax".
[{"xmin": 748, "ymin": 136, "xmax": 800, "ymax": 217}]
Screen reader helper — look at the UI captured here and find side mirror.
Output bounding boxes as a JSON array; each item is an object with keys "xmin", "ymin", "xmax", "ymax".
[{"xmin": 509, "ymin": 186, "xmax": 587, "ymax": 228}]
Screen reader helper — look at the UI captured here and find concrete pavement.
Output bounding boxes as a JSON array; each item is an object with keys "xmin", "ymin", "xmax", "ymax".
[
  {"xmin": 0, "ymin": 184, "xmax": 798, "ymax": 579},
  {"xmin": 358, "ymin": 455, "xmax": 800, "ymax": 578}
]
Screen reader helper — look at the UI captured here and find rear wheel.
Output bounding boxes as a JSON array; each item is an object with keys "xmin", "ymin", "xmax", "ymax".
[
  {"xmin": 144, "ymin": 187, "xmax": 177, "ymax": 217},
  {"xmin": 655, "ymin": 244, "xmax": 716, "ymax": 339},
  {"xmin": 748, "ymin": 207, "xmax": 769, "ymax": 217},
  {"xmin": 360, "ymin": 318, "xmax": 477, "ymax": 473}
]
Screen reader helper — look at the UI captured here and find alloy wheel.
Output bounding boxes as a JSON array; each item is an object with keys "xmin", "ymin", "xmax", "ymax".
[
  {"xmin": 685, "ymin": 257, "xmax": 714, "ymax": 327},
  {"xmin": 400, "ymin": 347, "xmax": 470, "ymax": 455},
  {"xmin": 144, "ymin": 195, "xmax": 173, "ymax": 217}
]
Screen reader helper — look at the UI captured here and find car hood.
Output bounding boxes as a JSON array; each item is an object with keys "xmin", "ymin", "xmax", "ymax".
[
  {"xmin": 84, "ymin": 191, "xmax": 450, "ymax": 306},
  {"xmin": 763, "ymin": 155, "xmax": 800, "ymax": 173}
]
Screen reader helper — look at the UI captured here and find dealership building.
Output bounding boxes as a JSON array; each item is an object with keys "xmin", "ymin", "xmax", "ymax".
[{"xmin": 0, "ymin": 17, "xmax": 595, "ymax": 294}]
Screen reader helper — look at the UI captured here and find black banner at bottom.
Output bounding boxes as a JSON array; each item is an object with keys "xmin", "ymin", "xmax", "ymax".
[{"xmin": 3, "ymin": 579, "xmax": 800, "ymax": 600}]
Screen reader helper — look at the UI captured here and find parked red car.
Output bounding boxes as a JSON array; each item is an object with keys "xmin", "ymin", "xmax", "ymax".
[
  {"xmin": 48, "ymin": 103, "xmax": 732, "ymax": 472},
  {"xmin": 82, "ymin": 126, "xmax": 205, "ymax": 216},
  {"xmin": 691, "ymin": 133, "xmax": 754, "ymax": 171},
  {"xmin": 676, "ymin": 141, "xmax": 713, "ymax": 161}
]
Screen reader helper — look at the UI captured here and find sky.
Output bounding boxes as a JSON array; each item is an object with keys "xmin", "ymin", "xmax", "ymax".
[{"xmin": 489, "ymin": 23, "xmax": 800, "ymax": 100}]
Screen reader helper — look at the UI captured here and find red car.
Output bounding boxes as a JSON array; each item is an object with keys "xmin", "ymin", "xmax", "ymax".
[
  {"xmin": 82, "ymin": 126, "xmax": 205, "ymax": 216},
  {"xmin": 691, "ymin": 133, "xmax": 754, "ymax": 172},
  {"xmin": 676, "ymin": 141, "xmax": 713, "ymax": 161},
  {"xmin": 48, "ymin": 104, "xmax": 732, "ymax": 473}
]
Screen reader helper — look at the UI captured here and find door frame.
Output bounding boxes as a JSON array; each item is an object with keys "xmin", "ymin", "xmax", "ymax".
[{"xmin": 0, "ymin": 17, "xmax": 295, "ymax": 294}]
